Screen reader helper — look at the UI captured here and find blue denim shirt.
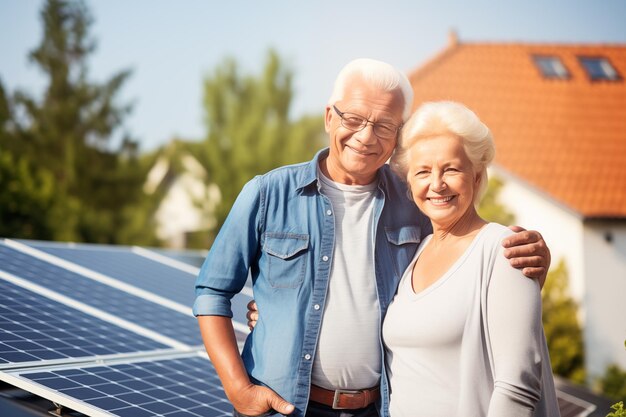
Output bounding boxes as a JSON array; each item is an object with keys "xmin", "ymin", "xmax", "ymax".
[{"xmin": 193, "ymin": 148, "xmax": 431, "ymax": 417}]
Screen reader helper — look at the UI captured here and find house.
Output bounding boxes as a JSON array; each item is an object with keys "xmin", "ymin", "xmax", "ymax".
[
  {"xmin": 407, "ymin": 32, "xmax": 626, "ymax": 381},
  {"xmin": 143, "ymin": 143, "xmax": 220, "ymax": 248}
]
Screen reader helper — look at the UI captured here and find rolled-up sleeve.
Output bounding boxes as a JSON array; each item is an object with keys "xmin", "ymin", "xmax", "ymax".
[
  {"xmin": 485, "ymin": 244, "xmax": 544, "ymax": 417},
  {"xmin": 193, "ymin": 177, "xmax": 262, "ymax": 317}
]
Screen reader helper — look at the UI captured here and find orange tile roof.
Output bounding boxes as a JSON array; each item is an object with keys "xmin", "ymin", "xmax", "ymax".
[{"xmin": 407, "ymin": 38, "xmax": 626, "ymax": 218}]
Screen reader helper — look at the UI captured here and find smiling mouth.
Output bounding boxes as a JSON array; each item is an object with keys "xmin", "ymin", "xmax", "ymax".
[
  {"xmin": 346, "ymin": 145, "xmax": 374, "ymax": 156},
  {"xmin": 428, "ymin": 195, "xmax": 455, "ymax": 204}
]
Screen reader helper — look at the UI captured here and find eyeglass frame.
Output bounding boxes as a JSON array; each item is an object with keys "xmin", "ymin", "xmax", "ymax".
[{"xmin": 332, "ymin": 105, "xmax": 403, "ymax": 140}]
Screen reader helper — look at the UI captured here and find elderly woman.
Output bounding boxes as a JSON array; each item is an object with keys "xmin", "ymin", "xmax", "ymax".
[{"xmin": 383, "ymin": 101, "xmax": 560, "ymax": 417}]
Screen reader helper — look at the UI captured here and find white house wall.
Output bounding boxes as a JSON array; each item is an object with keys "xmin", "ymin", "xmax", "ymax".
[
  {"xmin": 582, "ymin": 222, "xmax": 626, "ymax": 378},
  {"xmin": 154, "ymin": 172, "xmax": 217, "ymax": 248},
  {"xmin": 492, "ymin": 166, "xmax": 626, "ymax": 381},
  {"xmin": 492, "ymin": 168, "xmax": 586, "ymax": 303}
]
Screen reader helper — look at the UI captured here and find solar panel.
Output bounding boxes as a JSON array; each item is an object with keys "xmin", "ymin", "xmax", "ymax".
[
  {"xmin": 0, "ymin": 277, "xmax": 170, "ymax": 368},
  {"xmin": 0, "ymin": 243, "xmax": 202, "ymax": 347},
  {"xmin": 3, "ymin": 353, "xmax": 232, "ymax": 417},
  {"xmin": 0, "ymin": 237, "xmax": 613, "ymax": 417},
  {"xmin": 16, "ymin": 240, "xmax": 253, "ymax": 320},
  {"xmin": 0, "ymin": 238, "xmax": 253, "ymax": 416},
  {"xmin": 557, "ymin": 393, "xmax": 596, "ymax": 417},
  {"xmin": 11, "ymin": 239, "xmax": 253, "ymax": 334},
  {"xmin": 149, "ymin": 248, "xmax": 208, "ymax": 268},
  {"xmin": 17, "ymin": 241, "xmax": 198, "ymax": 307}
]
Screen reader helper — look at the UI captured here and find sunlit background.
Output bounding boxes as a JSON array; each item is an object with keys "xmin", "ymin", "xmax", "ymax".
[
  {"xmin": 1, "ymin": 1, "xmax": 625, "ymax": 416},
  {"xmin": 3, "ymin": 0, "xmax": 625, "ymax": 150}
]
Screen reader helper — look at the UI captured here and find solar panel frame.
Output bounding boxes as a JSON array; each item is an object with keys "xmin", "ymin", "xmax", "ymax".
[
  {"xmin": 10, "ymin": 239, "xmax": 253, "ymax": 335},
  {"xmin": 147, "ymin": 248, "xmax": 208, "ymax": 269},
  {"xmin": 0, "ymin": 243, "xmax": 204, "ymax": 347},
  {"xmin": 556, "ymin": 390, "xmax": 597, "ymax": 417},
  {"xmin": 1, "ymin": 351, "xmax": 232, "ymax": 417},
  {"xmin": 13, "ymin": 240, "xmax": 198, "ymax": 308},
  {"xmin": 0, "ymin": 274, "xmax": 178, "ymax": 370},
  {"xmin": 0, "ymin": 238, "xmax": 253, "ymax": 415},
  {"xmin": 0, "ymin": 237, "xmax": 613, "ymax": 417}
]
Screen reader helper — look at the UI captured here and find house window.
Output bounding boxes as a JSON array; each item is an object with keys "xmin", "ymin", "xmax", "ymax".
[
  {"xmin": 578, "ymin": 57, "xmax": 620, "ymax": 81},
  {"xmin": 533, "ymin": 55, "xmax": 569, "ymax": 79}
]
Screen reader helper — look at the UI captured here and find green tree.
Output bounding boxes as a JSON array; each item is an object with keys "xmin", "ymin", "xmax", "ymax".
[
  {"xmin": 541, "ymin": 259, "xmax": 586, "ymax": 384},
  {"xmin": 599, "ymin": 364, "xmax": 626, "ymax": 402},
  {"xmin": 478, "ymin": 176, "xmax": 516, "ymax": 225},
  {"xmin": 2, "ymin": 0, "xmax": 157, "ymax": 244},
  {"xmin": 199, "ymin": 51, "xmax": 325, "ymax": 232},
  {"xmin": 0, "ymin": 152, "xmax": 78, "ymax": 240}
]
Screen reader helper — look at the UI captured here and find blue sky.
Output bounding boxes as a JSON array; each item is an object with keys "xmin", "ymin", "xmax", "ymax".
[{"xmin": 1, "ymin": 0, "xmax": 625, "ymax": 150}]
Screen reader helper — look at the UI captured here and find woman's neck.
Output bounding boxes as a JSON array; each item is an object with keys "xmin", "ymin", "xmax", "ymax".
[{"xmin": 430, "ymin": 208, "xmax": 487, "ymax": 244}]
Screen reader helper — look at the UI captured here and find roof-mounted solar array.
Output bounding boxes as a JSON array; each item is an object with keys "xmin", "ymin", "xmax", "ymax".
[
  {"xmin": 0, "ymin": 238, "xmax": 252, "ymax": 416},
  {"xmin": 0, "ymin": 237, "xmax": 614, "ymax": 416}
]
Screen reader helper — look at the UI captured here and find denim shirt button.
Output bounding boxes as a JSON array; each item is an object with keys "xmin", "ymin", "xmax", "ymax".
[
  {"xmin": 313, "ymin": 304, "xmax": 320, "ymax": 310},
  {"xmin": 326, "ymin": 209, "xmax": 332, "ymax": 216},
  {"xmin": 322, "ymin": 256, "xmax": 329, "ymax": 262},
  {"xmin": 304, "ymin": 354, "xmax": 312, "ymax": 360}
]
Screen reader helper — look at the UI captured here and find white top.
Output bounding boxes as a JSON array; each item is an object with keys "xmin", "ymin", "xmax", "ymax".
[
  {"xmin": 311, "ymin": 170, "xmax": 381, "ymax": 390},
  {"xmin": 383, "ymin": 223, "xmax": 560, "ymax": 417}
]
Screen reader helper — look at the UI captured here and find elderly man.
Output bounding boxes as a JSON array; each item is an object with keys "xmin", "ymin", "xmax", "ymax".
[{"xmin": 193, "ymin": 58, "xmax": 550, "ymax": 417}]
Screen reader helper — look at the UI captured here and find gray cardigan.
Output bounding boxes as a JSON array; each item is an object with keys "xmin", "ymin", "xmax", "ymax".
[{"xmin": 383, "ymin": 223, "xmax": 561, "ymax": 416}]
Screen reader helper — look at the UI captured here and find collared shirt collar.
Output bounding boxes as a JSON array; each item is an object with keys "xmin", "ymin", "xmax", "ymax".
[{"xmin": 295, "ymin": 148, "xmax": 329, "ymax": 192}]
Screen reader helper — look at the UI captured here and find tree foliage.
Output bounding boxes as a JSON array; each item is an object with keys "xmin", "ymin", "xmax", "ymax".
[
  {"xmin": 0, "ymin": 0, "xmax": 157, "ymax": 245},
  {"xmin": 477, "ymin": 176, "xmax": 516, "ymax": 225},
  {"xmin": 199, "ymin": 50, "xmax": 325, "ymax": 232},
  {"xmin": 599, "ymin": 364, "xmax": 626, "ymax": 402},
  {"xmin": 541, "ymin": 259, "xmax": 586, "ymax": 384}
]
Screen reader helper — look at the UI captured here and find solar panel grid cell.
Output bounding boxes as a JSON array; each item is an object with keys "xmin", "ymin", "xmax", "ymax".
[
  {"xmin": 29, "ymin": 245, "xmax": 197, "ymax": 307},
  {"xmin": 19, "ymin": 356, "xmax": 231, "ymax": 417},
  {"xmin": 0, "ymin": 239, "xmax": 253, "ymax": 415},
  {"xmin": 0, "ymin": 244, "xmax": 202, "ymax": 346},
  {"xmin": 0, "ymin": 279, "xmax": 168, "ymax": 366},
  {"xmin": 11, "ymin": 240, "xmax": 252, "ymax": 336}
]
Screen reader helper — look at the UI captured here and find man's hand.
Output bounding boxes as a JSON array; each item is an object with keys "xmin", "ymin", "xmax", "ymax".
[
  {"xmin": 197, "ymin": 316, "xmax": 294, "ymax": 415},
  {"xmin": 230, "ymin": 382, "xmax": 294, "ymax": 416},
  {"xmin": 503, "ymin": 226, "xmax": 551, "ymax": 288},
  {"xmin": 246, "ymin": 300, "xmax": 258, "ymax": 330}
]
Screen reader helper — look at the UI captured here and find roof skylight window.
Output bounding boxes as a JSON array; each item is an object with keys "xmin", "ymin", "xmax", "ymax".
[
  {"xmin": 578, "ymin": 57, "xmax": 620, "ymax": 81},
  {"xmin": 533, "ymin": 55, "xmax": 569, "ymax": 79}
]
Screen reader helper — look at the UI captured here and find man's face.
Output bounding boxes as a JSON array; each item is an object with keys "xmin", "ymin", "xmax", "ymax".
[{"xmin": 323, "ymin": 77, "xmax": 405, "ymax": 185}]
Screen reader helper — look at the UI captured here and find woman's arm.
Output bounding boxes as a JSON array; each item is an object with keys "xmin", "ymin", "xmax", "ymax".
[{"xmin": 485, "ymin": 244, "xmax": 545, "ymax": 417}]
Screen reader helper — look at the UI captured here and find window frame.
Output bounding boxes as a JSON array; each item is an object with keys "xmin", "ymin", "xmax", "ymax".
[
  {"xmin": 532, "ymin": 55, "xmax": 571, "ymax": 80},
  {"xmin": 578, "ymin": 56, "xmax": 621, "ymax": 81}
]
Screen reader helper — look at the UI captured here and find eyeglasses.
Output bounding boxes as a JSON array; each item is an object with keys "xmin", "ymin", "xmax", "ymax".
[{"xmin": 333, "ymin": 105, "xmax": 402, "ymax": 140}]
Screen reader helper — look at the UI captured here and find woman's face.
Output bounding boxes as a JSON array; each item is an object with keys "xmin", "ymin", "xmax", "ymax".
[{"xmin": 406, "ymin": 134, "xmax": 479, "ymax": 229}]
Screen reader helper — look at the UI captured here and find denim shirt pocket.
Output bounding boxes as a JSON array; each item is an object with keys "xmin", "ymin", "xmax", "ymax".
[
  {"xmin": 385, "ymin": 225, "xmax": 422, "ymax": 246},
  {"xmin": 384, "ymin": 225, "xmax": 422, "ymax": 281},
  {"xmin": 262, "ymin": 232, "xmax": 309, "ymax": 289}
]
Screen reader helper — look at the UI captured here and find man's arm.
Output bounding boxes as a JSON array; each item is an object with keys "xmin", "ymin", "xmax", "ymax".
[
  {"xmin": 198, "ymin": 316, "xmax": 294, "ymax": 415},
  {"xmin": 503, "ymin": 226, "xmax": 551, "ymax": 288},
  {"xmin": 194, "ymin": 178, "xmax": 293, "ymax": 415},
  {"xmin": 485, "ymin": 245, "xmax": 544, "ymax": 416}
]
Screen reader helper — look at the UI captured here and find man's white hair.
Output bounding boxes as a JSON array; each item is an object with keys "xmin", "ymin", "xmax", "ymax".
[{"xmin": 328, "ymin": 58, "xmax": 414, "ymax": 122}]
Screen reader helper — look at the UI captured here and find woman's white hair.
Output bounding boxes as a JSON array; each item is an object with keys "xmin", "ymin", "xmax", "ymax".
[
  {"xmin": 328, "ymin": 58, "xmax": 414, "ymax": 122},
  {"xmin": 390, "ymin": 101, "xmax": 495, "ymax": 204}
]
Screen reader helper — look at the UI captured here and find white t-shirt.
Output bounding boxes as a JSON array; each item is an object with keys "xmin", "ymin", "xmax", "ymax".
[{"xmin": 311, "ymin": 170, "xmax": 381, "ymax": 390}]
